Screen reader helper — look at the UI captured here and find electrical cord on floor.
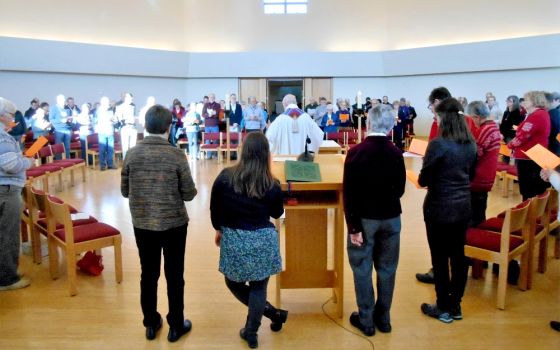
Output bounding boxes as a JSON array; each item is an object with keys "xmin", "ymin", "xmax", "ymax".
[{"xmin": 321, "ymin": 297, "xmax": 375, "ymax": 350}]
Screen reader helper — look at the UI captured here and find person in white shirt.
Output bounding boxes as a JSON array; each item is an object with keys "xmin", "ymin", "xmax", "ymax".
[
  {"xmin": 265, "ymin": 94, "xmax": 323, "ymax": 156},
  {"xmin": 487, "ymin": 95, "xmax": 503, "ymax": 125},
  {"xmin": 115, "ymin": 92, "xmax": 136, "ymax": 158},
  {"xmin": 138, "ymin": 96, "xmax": 156, "ymax": 136}
]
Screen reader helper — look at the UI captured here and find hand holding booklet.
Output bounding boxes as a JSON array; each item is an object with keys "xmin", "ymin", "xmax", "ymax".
[
  {"xmin": 24, "ymin": 136, "xmax": 49, "ymax": 157},
  {"xmin": 522, "ymin": 144, "xmax": 560, "ymax": 170}
]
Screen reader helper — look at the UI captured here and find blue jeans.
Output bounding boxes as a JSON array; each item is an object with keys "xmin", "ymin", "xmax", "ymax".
[
  {"xmin": 54, "ymin": 130, "xmax": 71, "ymax": 159},
  {"xmin": 98, "ymin": 133, "xmax": 114, "ymax": 168},
  {"xmin": 186, "ymin": 132, "xmax": 198, "ymax": 159},
  {"xmin": 347, "ymin": 216, "xmax": 401, "ymax": 327},
  {"xmin": 204, "ymin": 126, "xmax": 219, "ymax": 158}
]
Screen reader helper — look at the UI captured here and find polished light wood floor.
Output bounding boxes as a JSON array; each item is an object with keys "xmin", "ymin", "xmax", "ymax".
[{"xmin": 1, "ymin": 157, "xmax": 559, "ymax": 350}]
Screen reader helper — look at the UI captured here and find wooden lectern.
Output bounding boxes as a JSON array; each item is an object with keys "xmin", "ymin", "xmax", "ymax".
[{"xmin": 271, "ymin": 154, "xmax": 346, "ymax": 318}]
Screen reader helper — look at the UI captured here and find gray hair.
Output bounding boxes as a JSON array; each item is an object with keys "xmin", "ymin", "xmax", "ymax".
[
  {"xmin": 367, "ymin": 105, "xmax": 394, "ymax": 134},
  {"xmin": 0, "ymin": 97, "xmax": 17, "ymax": 117},
  {"xmin": 282, "ymin": 94, "xmax": 297, "ymax": 107},
  {"xmin": 467, "ymin": 101, "xmax": 490, "ymax": 118},
  {"xmin": 545, "ymin": 92, "xmax": 560, "ymax": 103}
]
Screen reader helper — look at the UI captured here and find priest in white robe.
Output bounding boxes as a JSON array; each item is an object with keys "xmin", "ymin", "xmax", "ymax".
[{"xmin": 266, "ymin": 94, "xmax": 324, "ymax": 155}]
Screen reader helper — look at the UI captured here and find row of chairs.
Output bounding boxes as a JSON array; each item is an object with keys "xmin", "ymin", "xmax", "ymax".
[
  {"xmin": 21, "ymin": 186, "xmax": 123, "ymax": 296},
  {"xmin": 25, "ymin": 143, "xmax": 86, "ymax": 192},
  {"xmin": 23, "ymin": 131, "xmax": 82, "ymax": 159},
  {"xmin": 465, "ymin": 189, "xmax": 560, "ymax": 309},
  {"xmin": 84, "ymin": 133, "xmax": 123, "ymax": 168}
]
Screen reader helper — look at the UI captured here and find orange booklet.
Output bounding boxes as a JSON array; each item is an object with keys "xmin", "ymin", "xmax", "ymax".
[
  {"xmin": 499, "ymin": 143, "xmax": 511, "ymax": 156},
  {"xmin": 556, "ymin": 133, "xmax": 560, "ymax": 143},
  {"xmin": 407, "ymin": 138, "xmax": 428, "ymax": 156},
  {"xmin": 406, "ymin": 170, "xmax": 426, "ymax": 189},
  {"xmin": 523, "ymin": 144, "xmax": 560, "ymax": 169},
  {"xmin": 24, "ymin": 136, "xmax": 49, "ymax": 157},
  {"xmin": 339, "ymin": 114, "xmax": 350, "ymax": 123}
]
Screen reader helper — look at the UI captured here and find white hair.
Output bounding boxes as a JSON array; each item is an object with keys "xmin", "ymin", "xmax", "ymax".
[
  {"xmin": 367, "ymin": 105, "xmax": 394, "ymax": 134},
  {"xmin": 0, "ymin": 97, "xmax": 17, "ymax": 117},
  {"xmin": 282, "ymin": 94, "xmax": 297, "ymax": 107}
]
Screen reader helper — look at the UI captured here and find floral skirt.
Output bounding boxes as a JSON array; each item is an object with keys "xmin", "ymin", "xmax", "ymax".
[{"xmin": 219, "ymin": 226, "xmax": 282, "ymax": 282}]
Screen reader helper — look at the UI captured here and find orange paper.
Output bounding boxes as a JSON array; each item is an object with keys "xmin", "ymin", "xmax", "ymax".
[
  {"xmin": 406, "ymin": 170, "xmax": 426, "ymax": 189},
  {"xmin": 24, "ymin": 136, "xmax": 49, "ymax": 157},
  {"xmin": 522, "ymin": 144, "xmax": 560, "ymax": 170},
  {"xmin": 339, "ymin": 114, "xmax": 350, "ymax": 123},
  {"xmin": 407, "ymin": 138, "xmax": 428, "ymax": 156},
  {"xmin": 556, "ymin": 133, "xmax": 560, "ymax": 143},
  {"xmin": 499, "ymin": 143, "xmax": 511, "ymax": 157}
]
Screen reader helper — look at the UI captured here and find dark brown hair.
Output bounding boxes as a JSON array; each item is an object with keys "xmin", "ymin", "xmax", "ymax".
[
  {"xmin": 435, "ymin": 98, "xmax": 475, "ymax": 144},
  {"xmin": 230, "ymin": 132, "xmax": 276, "ymax": 199},
  {"xmin": 145, "ymin": 105, "xmax": 172, "ymax": 134}
]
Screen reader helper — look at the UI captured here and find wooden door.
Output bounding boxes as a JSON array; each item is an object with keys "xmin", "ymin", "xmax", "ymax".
[{"xmin": 304, "ymin": 78, "xmax": 332, "ymax": 105}]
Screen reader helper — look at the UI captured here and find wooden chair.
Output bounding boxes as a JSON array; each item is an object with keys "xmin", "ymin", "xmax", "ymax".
[
  {"xmin": 465, "ymin": 199, "xmax": 532, "ymax": 309},
  {"xmin": 45, "ymin": 195, "xmax": 122, "ymax": 296},
  {"xmin": 113, "ymin": 131, "xmax": 123, "ymax": 167},
  {"xmin": 219, "ymin": 132, "xmax": 241, "ymax": 161},
  {"xmin": 325, "ymin": 132, "xmax": 345, "ymax": 147},
  {"xmin": 540, "ymin": 189, "xmax": 560, "ymax": 264},
  {"xmin": 546, "ymin": 189, "xmax": 560, "ymax": 259},
  {"xmin": 200, "ymin": 132, "xmax": 221, "ymax": 160},
  {"xmin": 85, "ymin": 133, "xmax": 100, "ymax": 168},
  {"xmin": 69, "ymin": 132, "xmax": 82, "ymax": 159},
  {"xmin": 50, "ymin": 143, "xmax": 86, "ymax": 186}
]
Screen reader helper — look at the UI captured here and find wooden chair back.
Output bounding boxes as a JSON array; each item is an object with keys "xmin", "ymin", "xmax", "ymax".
[
  {"xmin": 50, "ymin": 143, "xmax": 67, "ymax": 159},
  {"xmin": 46, "ymin": 196, "xmax": 76, "ymax": 245}
]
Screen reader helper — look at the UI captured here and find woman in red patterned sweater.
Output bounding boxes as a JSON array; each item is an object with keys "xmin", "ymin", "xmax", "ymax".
[{"xmin": 507, "ymin": 91, "xmax": 551, "ymax": 200}]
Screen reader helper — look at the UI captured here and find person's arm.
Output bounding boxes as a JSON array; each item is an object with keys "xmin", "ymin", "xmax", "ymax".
[
  {"xmin": 0, "ymin": 142, "xmax": 33, "ymax": 174},
  {"xmin": 260, "ymin": 110, "xmax": 266, "ymax": 130},
  {"xmin": 268, "ymin": 182, "xmax": 284, "ymax": 219},
  {"xmin": 120, "ymin": 158, "xmax": 129, "ymax": 198},
  {"xmin": 210, "ymin": 172, "xmax": 224, "ymax": 230},
  {"xmin": 343, "ymin": 154, "xmax": 363, "ymax": 235},
  {"xmin": 395, "ymin": 154, "xmax": 406, "ymax": 198},
  {"xmin": 202, "ymin": 104, "xmax": 209, "ymax": 120},
  {"xmin": 418, "ymin": 139, "xmax": 444, "ymax": 187},
  {"xmin": 178, "ymin": 156, "xmax": 197, "ymax": 202},
  {"xmin": 507, "ymin": 118, "xmax": 533, "ymax": 149}
]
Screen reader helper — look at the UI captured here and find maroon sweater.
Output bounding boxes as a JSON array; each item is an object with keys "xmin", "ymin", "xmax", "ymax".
[
  {"xmin": 343, "ymin": 135, "xmax": 406, "ymax": 234},
  {"xmin": 508, "ymin": 108, "xmax": 550, "ymax": 159},
  {"xmin": 471, "ymin": 120, "xmax": 501, "ymax": 192},
  {"xmin": 202, "ymin": 101, "xmax": 221, "ymax": 127}
]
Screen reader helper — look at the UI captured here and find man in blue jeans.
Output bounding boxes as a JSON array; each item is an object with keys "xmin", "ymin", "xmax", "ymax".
[
  {"xmin": 343, "ymin": 105, "xmax": 406, "ymax": 336},
  {"xmin": 50, "ymin": 94, "xmax": 73, "ymax": 159}
]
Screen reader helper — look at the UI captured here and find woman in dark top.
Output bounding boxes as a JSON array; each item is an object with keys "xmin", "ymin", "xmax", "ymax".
[
  {"xmin": 499, "ymin": 95, "xmax": 524, "ymax": 143},
  {"xmin": 210, "ymin": 132, "xmax": 287, "ymax": 349},
  {"xmin": 418, "ymin": 98, "xmax": 477, "ymax": 324}
]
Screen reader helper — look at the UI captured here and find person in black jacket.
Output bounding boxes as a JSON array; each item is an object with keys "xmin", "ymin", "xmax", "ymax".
[
  {"xmin": 7, "ymin": 110, "xmax": 26, "ymax": 150},
  {"xmin": 344, "ymin": 104, "xmax": 406, "ymax": 336},
  {"xmin": 499, "ymin": 95, "xmax": 524, "ymax": 144},
  {"xmin": 418, "ymin": 98, "xmax": 477, "ymax": 324}
]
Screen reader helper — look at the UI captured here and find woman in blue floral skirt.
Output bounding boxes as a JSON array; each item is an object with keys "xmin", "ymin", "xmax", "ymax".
[{"xmin": 210, "ymin": 132, "xmax": 288, "ymax": 349}]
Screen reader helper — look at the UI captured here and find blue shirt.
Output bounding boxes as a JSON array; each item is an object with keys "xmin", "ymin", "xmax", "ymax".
[
  {"xmin": 242, "ymin": 105, "xmax": 266, "ymax": 131},
  {"xmin": 321, "ymin": 113, "xmax": 340, "ymax": 133},
  {"xmin": 0, "ymin": 125, "xmax": 33, "ymax": 188},
  {"xmin": 50, "ymin": 104, "xmax": 72, "ymax": 132}
]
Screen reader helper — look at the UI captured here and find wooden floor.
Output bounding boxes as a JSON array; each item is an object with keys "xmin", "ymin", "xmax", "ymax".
[{"xmin": 1, "ymin": 157, "xmax": 559, "ymax": 350}]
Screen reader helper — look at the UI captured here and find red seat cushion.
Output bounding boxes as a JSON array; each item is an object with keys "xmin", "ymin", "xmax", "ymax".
[
  {"xmin": 26, "ymin": 169, "xmax": 48, "ymax": 177},
  {"xmin": 200, "ymin": 144, "xmax": 219, "ymax": 149},
  {"xmin": 53, "ymin": 222, "xmax": 120, "ymax": 243},
  {"xmin": 37, "ymin": 216, "xmax": 98, "ymax": 231},
  {"xmin": 477, "ymin": 217, "xmax": 543, "ymax": 236},
  {"xmin": 466, "ymin": 228, "xmax": 525, "ymax": 252},
  {"xmin": 53, "ymin": 159, "xmax": 84, "ymax": 166},
  {"xmin": 35, "ymin": 164, "xmax": 64, "ymax": 172}
]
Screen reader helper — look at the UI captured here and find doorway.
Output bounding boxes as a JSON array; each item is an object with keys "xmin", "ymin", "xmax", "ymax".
[{"xmin": 267, "ymin": 79, "xmax": 303, "ymax": 120}]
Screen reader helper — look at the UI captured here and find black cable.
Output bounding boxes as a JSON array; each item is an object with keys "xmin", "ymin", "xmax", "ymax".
[{"xmin": 321, "ymin": 297, "xmax": 375, "ymax": 350}]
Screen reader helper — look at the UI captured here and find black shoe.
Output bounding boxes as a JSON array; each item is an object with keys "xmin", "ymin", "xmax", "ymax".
[
  {"xmin": 107, "ymin": 166, "xmax": 117, "ymax": 170},
  {"xmin": 349, "ymin": 312, "xmax": 375, "ymax": 336},
  {"xmin": 100, "ymin": 167, "xmax": 106, "ymax": 171},
  {"xmin": 551, "ymin": 321, "xmax": 560, "ymax": 332},
  {"xmin": 415, "ymin": 268, "xmax": 435, "ymax": 284},
  {"xmin": 450, "ymin": 305, "xmax": 463, "ymax": 320},
  {"xmin": 167, "ymin": 319, "xmax": 192, "ymax": 343},
  {"xmin": 373, "ymin": 318, "xmax": 392, "ymax": 333},
  {"xmin": 420, "ymin": 303, "xmax": 453, "ymax": 324},
  {"xmin": 239, "ymin": 328, "xmax": 258, "ymax": 349},
  {"xmin": 145, "ymin": 317, "xmax": 162, "ymax": 340},
  {"xmin": 267, "ymin": 307, "xmax": 288, "ymax": 332}
]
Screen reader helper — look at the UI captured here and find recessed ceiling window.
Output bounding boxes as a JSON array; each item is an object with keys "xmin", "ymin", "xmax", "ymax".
[{"xmin": 264, "ymin": 0, "xmax": 308, "ymax": 14}]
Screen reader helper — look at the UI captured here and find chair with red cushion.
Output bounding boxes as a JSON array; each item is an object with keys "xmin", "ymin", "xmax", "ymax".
[
  {"xmin": 45, "ymin": 195, "xmax": 123, "ymax": 296},
  {"xmin": 325, "ymin": 132, "xmax": 345, "ymax": 146},
  {"xmin": 200, "ymin": 132, "xmax": 221, "ymax": 160},
  {"xmin": 85, "ymin": 133, "xmax": 99, "ymax": 168},
  {"xmin": 544, "ymin": 189, "xmax": 560, "ymax": 260},
  {"xmin": 29, "ymin": 187, "xmax": 96, "ymax": 264},
  {"xmin": 50, "ymin": 143, "xmax": 86, "ymax": 186},
  {"xmin": 465, "ymin": 199, "xmax": 532, "ymax": 309},
  {"xmin": 219, "ymin": 131, "xmax": 241, "ymax": 162}
]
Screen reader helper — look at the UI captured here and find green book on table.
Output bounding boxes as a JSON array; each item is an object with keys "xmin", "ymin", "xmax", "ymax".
[{"xmin": 285, "ymin": 160, "xmax": 322, "ymax": 182}]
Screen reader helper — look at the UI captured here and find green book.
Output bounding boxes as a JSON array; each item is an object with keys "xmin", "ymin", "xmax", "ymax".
[{"xmin": 285, "ymin": 160, "xmax": 322, "ymax": 182}]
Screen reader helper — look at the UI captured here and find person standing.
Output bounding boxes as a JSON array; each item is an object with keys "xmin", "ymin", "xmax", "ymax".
[
  {"xmin": 242, "ymin": 97, "xmax": 266, "ymax": 133},
  {"xmin": 321, "ymin": 104, "xmax": 339, "ymax": 133},
  {"xmin": 419, "ymin": 98, "xmax": 477, "ymax": 323},
  {"xmin": 467, "ymin": 101, "xmax": 501, "ymax": 227},
  {"xmin": 7, "ymin": 110, "xmax": 26, "ymax": 150},
  {"xmin": 50, "ymin": 94, "xmax": 73, "ymax": 159},
  {"xmin": 344, "ymin": 105, "xmax": 406, "ymax": 336},
  {"xmin": 115, "ymin": 92, "xmax": 136, "ymax": 159},
  {"xmin": 202, "ymin": 93, "xmax": 221, "ymax": 159},
  {"xmin": 183, "ymin": 102, "xmax": 201, "ymax": 160},
  {"xmin": 121, "ymin": 105, "xmax": 197, "ymax": 342},
  {"xmin": 0, "ymin": 98, "xmax": 34, "ymax": 291},
  {"xmin": 499, "ymin": 95, "xmax": 524, "ymax": 144},
  {"xmin": 24, "ymin": 98, "xmax": 39, "ymax": 129},
  {"xmin": 545, "ymin": 92, "xmax": 560, "ymax": 156},
  {"xmin": 211, "ymin": 132, "xmax": 287, "ymax": 349},
  {"xmin": 227, "ymin": 94, "xmax": 243, "ymax": 132},
  {"xmin": 266, "ymin": 94, "xmax": 324, "ymax": 156},
  {"xmin": 507, "ymin": 91, "xmax": 551, "ymax": 200},
  {"xmin": 95, "ymin": 97, "xmax": 116, "ymax": 171}
]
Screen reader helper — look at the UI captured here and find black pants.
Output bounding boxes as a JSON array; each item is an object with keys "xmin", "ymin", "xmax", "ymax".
[
  {"xmin": 425, "ymin": 219, "xmax": 469, "ymax": 311},
  {"xmin": 225, "ymin": 277, "xmax": 271, "ymax": 333},
  {"xmin": 470, "ymin": 191, "xmax": 488, "ymax": 227},
  {"xmin": 516, "ymin": 159, "xmax": 549, "ymax": 201},
  {"xmin": 134, "ymin": 224, "xmax": 188, "ymax": 329}
]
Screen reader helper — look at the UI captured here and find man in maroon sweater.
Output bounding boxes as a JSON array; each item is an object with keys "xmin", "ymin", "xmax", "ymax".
[
  {"xmin": 467, "ymin": 101, "xmax": 501, "ymax": 226},
  {"xmin": 343, "ymin": 104, "xmax": 406, "ymax": 336},
  {"xmin": 202, "ymin": 93, "xmax": 221, "ymax": 159}
]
